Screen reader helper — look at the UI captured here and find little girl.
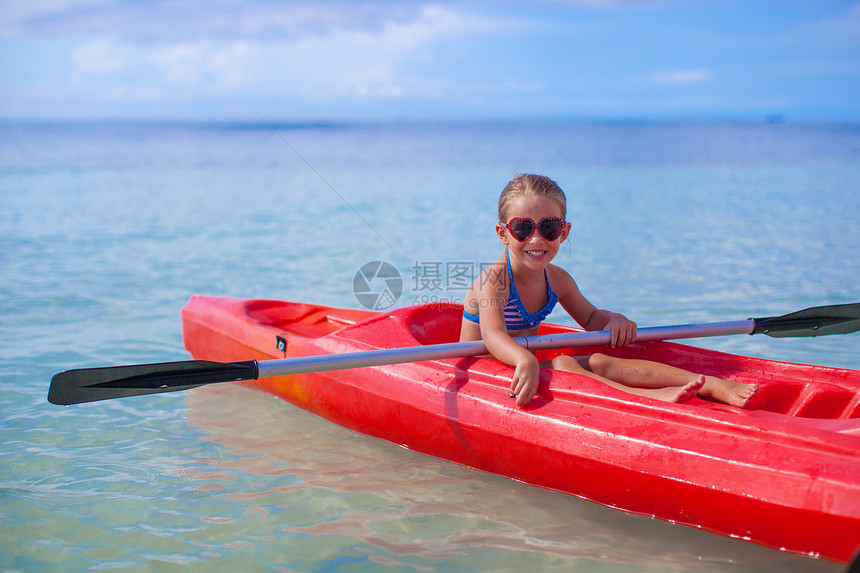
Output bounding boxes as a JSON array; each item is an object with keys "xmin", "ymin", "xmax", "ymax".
[{"xmin": 460, "ymin": 173, "xmax": 756, "ymax": 407}]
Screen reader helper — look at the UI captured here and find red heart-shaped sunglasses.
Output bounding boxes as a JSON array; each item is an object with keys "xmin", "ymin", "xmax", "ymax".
[{"xmin": 504, "ymin": 217, "xmax": 567, "ymax": 242}]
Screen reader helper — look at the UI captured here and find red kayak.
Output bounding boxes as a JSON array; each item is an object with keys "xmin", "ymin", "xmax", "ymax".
[{"xmin": 180, "ymin": 294, "xmax": 860, "ymax": 563}]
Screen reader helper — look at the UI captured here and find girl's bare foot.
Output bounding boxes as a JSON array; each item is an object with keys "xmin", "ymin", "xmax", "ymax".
[
  {"xmin": 698, "ymin": 376, "xmax": 757, "ymax": 407},
  {"xmin": 640, "ymin": 376, "xmax": 705, "ymax": 403}
]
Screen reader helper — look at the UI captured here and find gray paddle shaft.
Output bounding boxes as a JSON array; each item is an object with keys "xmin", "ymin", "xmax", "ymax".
[{"xmin": 256, "ymin": 320, "xmax": 755, "ymax": 378}]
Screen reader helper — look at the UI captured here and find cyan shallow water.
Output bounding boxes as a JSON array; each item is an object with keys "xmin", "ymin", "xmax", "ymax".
[{"xmin": 1, "ymin": 121, "xmax": 857, "ymax": 571}]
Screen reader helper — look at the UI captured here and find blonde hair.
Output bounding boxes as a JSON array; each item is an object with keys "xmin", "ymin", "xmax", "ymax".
[{"xmin": 498, "ymin": 174, "xmax": 567, "ymax": 222}]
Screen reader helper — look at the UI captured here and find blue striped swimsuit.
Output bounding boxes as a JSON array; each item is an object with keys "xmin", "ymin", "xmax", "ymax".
[{"xmin": 463, "ymin": 251, "xmax": 558, "ymax": 330}]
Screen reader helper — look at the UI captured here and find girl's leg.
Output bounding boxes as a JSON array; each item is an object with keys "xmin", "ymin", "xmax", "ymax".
[
  {"xmin": 583, "ymin": 353, "xmax": 756, "ymax": 407},
  {"xmin": 546, "ymin": 355, "xmax": 702, "ymax": 404}
]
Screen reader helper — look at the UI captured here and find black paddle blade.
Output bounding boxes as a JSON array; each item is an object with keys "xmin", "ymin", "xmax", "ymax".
[
  {"xmin": 753, "ymin": 303, "xmax": 860, "ymax": 338},
  {"xmin": 48, "ymin": 359, "xmax": 259, "ymax": 405}
]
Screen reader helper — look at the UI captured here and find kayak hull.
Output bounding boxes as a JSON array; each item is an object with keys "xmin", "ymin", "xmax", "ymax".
[{"xmin": 181, "ymin": 295, "xmax": 860, "ymax": 563}]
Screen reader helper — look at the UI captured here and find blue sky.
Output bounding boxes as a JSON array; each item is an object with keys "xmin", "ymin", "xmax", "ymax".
[{"xmin": 1, "ymin": 0, "xmax": 858, "ymax": 121}]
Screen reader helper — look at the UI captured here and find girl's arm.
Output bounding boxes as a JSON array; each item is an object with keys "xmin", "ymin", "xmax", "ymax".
[
  {"xmin": 476, "ymin": 266, "xmax": 541, "ymax": 406},
  {"xmin": 549, "ymin": 266, "xmax": 637, "ymax": 347}
]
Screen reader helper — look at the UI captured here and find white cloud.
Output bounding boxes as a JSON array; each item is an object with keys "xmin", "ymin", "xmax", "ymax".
[
  {"xmin": 73, "ymin": 38, "xmax": 125, "ymax": 73},
  {"xmin": 205, "ymin": 42, "xmax": 256, "ymax": 87},
  {"xmin": 62, "ymin": 4, "xmax": 503, "ymax": 101},
  {"xmin": 150, "ymin": 43, "xmax": 211, "ymax": 85},
  {"xmin": 243, "ymin": 6, "xmax": 473, "ymax": 98},
  {"xmin": 651, "ymin": 69, "xmax": 712, "ymax": 85},
  {"xmin": 15, "ymin": 0, "xmax": 431, "ymax": 41},
  {"xmin": 0, "ymin": 1, "xmax": 607, "ymax": 112}
]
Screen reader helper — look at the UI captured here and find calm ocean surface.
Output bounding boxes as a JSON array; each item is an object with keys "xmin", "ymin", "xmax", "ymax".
[{"xmin": 1, "ymin": 119, "xmax": 858, "ymax": 571}]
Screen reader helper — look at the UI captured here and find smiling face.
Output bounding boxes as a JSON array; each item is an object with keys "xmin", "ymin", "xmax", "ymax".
[{"xmin": 497, "ymin": 195, "xmax": 570, "ymax": 272}]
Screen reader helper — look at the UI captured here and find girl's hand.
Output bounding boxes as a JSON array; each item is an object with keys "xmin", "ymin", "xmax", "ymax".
[
  {"xmin": 510, "ymin": 355, "xmax": 540, "ymax": 406},
  {"xmin": 605, "ymin": 314, "xmax": 637, "ymax": 347}
]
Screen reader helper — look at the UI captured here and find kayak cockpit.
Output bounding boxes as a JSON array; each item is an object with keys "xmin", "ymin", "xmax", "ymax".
[{"xmin": 244, "ymin": 299, "xmax": 376, "ymax": 338}]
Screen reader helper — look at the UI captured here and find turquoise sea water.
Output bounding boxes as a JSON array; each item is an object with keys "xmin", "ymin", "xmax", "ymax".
[{"xmin": 1, "ymin": 120, "xmax": 858, "ymax": 571}]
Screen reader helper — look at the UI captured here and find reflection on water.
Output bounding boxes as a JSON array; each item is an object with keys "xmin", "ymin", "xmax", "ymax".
[{"xmin": 183, "ymin": 383, "xmax": 840, "ymax": 572}]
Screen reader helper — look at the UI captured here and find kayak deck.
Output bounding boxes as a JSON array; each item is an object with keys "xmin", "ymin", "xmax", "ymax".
[{"xmin": 182, "ymin": 295, "xmax": 860, "ymax": 563}]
